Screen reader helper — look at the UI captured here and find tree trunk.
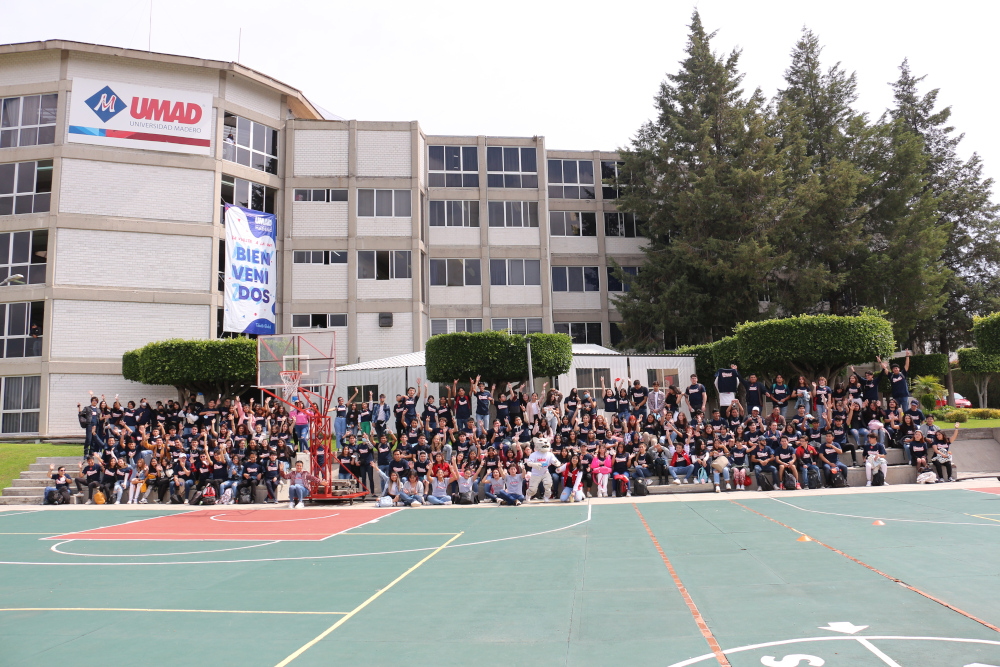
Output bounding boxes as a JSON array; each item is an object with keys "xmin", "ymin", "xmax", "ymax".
[
  {"xmin": 973, "ymin": 375, "xmax": 990, "ymax": 409},
  {"xmin": 940, "ymin": 332, "xmax": 955, "ymax": 407}
]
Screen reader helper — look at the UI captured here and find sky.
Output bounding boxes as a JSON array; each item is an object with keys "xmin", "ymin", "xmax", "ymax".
[{"xmin": 2, "ymin": 0, "xmax": 997, "ymax": 190}]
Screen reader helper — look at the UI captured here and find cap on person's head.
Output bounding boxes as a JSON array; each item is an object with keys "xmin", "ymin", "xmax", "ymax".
[{"xmin": 752, "ymin": 406, "xmax": 760, "ymax": 413}]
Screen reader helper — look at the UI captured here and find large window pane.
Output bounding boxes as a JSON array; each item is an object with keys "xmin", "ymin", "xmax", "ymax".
[
  {"xmin": 587, "ymin": 323, "xmax": 603, "ymax": 345},
  {"xmin": 429, "ymin": 258, "xmax": 447, "ymax": 286},
  {"xmin": 488, "ymin": 201, "xmax": 504, "ymax": 227},
  {"xmin": 524, "ymin": 260, "xmax": 540, "ymax": 285},
  {"xmin": 567, "ymin": 266, "xmax": 584, "ymax": 292},
  {"xmin": 520, "ymin": 147, "xmax": 536, "ymax": 173},
  {"xmin": 549, "ymin": 211, "xmax": 565, "ymax": 236},
  {"xmin": 393, "ymin": 251, "xmax": 410, "ymax": 279},
  {"xmin": 507, "ymin": 259, "xmax": 524, "ymax": 286},
  {"xmin": 465, "ymin": 259, "xmax": 481, "ymax": 286},
  {"xmin": 462, "ymin": 146, "xmax": 478, "ymax": 171},
  {"xmin": 579, "ymin": 160, "xmax": 594, "ymax": 184},
  {"xmin": 487, "ymin": 147, "xmax": 503, "ymax": 172},
  {"xmin": 375, "ymin": 190, "xmax": 393, "ymax": 216},
  {"xmin": 358, "ymin": 251, "xmax": 375, "ymax": 279},
  {"xmin": 503, "ymin": 147, "xmax": 519, "ymax": 172},
  {"xmin": 551, "ymin": 266, "xmax": 567, "ymax": 292},
  {"xmin": 428, "ymin": 146, "xmax": 444, "ymax": 171},
  {"xmin": 581, "ymin": 212, "xmax": 596, "ymax": 236},
  {"xmin": 429, "ymin": 200, "xmax": 445, "ymax": 226},
  {"xmin": 446, "ymin": 258, "xmax": 464, "ymax": 286},
  {"xmin": 358, "ymin": 189, "xmax": 375, "ymax": 217},
  {"xmin": 394, "ymin": 190, "xmax": 411, "ymax": 217},
  {"xmin": 3, "ymin": 376, "xmax": 22, "ymax": 410},
  {"xmin": 584, "ymin": 266, "xmax": 600, "ymax": 291},
  {"xmin": 490, "ymin": 259, "xmax": 506, "ymax": 286}
]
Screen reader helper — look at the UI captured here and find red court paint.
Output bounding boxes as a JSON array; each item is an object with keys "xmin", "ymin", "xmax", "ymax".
[
  {"xmin": 46, "ymin": 508, "xmax": 398, "ymax": 542},
  {"xmin": 968, "ymin": 487, "xmax": 1000, "ymax": 495}
]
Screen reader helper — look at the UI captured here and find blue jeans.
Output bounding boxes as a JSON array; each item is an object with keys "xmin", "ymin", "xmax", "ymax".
[
  {"xmin": 425, "ymin": 494, "xmax": 451, "ymax": 505},
  {"xmin": 84, "ymin": 425, "xmax": 104, "ymax": 456},
  {"xmin": 799, "ymin": 464, "xmax": 820, "ymax": 483},
  {"xmin": 496, "ymin": 491, "xmax": 524, "ymax": 505},
  {"xmin": 711, "ymin": 466, "xmax": 730, "ymax": 484},
  {"xmin": 850, "ymin": 428, "xmax": 869, "ymax": 448},
  {"xmin": 901, "ymin": 440, "xmax": 913, "ymax": 465},
  {"xmin": 815, "ymin": 404, "xmax": 828, "ymax": 430},
  {"xmin": 294, "ymin": 424, "xmax": 309, "ymax": 451},
  {"xmin": 669, "ymin": 464, "xmax": 694, "ymax": 481},
  {"xmin": 399, "ymin": 491, "xmax": 423, "ymax": 505},
  {"xmin": 632, "ymin": 408, "xmax": 647, "ymax": 420},
  {"xmin": 289, "ymin": 484, "xmax": 309, "ymax": 503},
  {"xmin": 634, "ymin": 467, "xmax": 653, "ymax": 480},
  {"xmin": 474, "ymin": 413, "xmax": 490, "ymax": 433},
  {"xmin": 560, "ymin": 486, "xmax": 581, "ymax": 502},
  {"xmin": 334, "ymin": 417, "xmax": 346, "ymax": 446}
]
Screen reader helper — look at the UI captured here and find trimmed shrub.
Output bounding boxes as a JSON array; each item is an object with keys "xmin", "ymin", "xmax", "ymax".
[
  {"xmin": 424, "ymin": 331, "xmax": 572, "ymax": 385},
  {"xmin": 973, "ymin": 312, "xmax": 1000, "ymax": 356},
  {"xmin": 943, "ymin": 410, "xmax": 969, "ymax": 423},
  {"xmin": 122, "ymin": 338, "xmax": 258, "ymax": 400},
  {"xmin": 906, "ymin": 353, "xmax": 949, "ymax": 378},
  {"xmin": 673, "ymin": 342, "xmax": 718, "ymax": 398},
  {"xmin": 734, "ymin": 311, "xmax": 895, "ymax": 381},
  {"xmin": 711, "ymin": 336, "xmax": 740, "ymax": 369}
]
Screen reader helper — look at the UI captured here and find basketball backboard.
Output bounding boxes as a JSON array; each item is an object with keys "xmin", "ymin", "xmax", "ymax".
[{"xmin": 257, "ymin": 333, "xmax": 336, "ymax": 392}]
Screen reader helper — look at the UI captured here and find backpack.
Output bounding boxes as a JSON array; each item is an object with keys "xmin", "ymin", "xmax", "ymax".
[
  {"xmin": 78, "ymin": 411, "xmax": 89, "ymax": 429},
  {"xmin": 452, "ymin": 491, "xmax": 475, "ymax": 505},
  {"xmin": 830, "ymin": 469, "xmax": 847, "ymax": 488},
  {"xmin": 783, "ymin": 471, "xmax": 796, "ymax": 490},
  {"xmin": 93, "ymin": 490, "xmax": 106, "ymax": 505},
  {"xmin": 872, "ymin": 470, "xmax": 885, "ymax": 487},
  {"xmin": 615, "ymin": 474, "xmax": 629, "ymax": 496},
  {"xmin": 757, "ymin": 472, "xmax": 774, "ymax": 491},
  {"xmin": 696, "ymin": 467, "xmax": 709, "ymax": 484},
  {"xmin": 189, "ymin": 490, "xmax": 204, "ymax": 506},
  {"xmin": 916, "ymin": 471, "xmax": 937, "ymax": 484},
  {"xmin": 238, "ymin": 486, "xmax": 252, "ymax": 504},
  {"xmin": 633, "ymin": 476, "xmax": 649, "ymax": 497},
  {"xmin": 170, "ymin": 493, "xmax": 184, "ymax": 504},
  {"xmin": 807, "ymin": 468, "xmax": 822, "ymax": 490},
  {"xmin": 221, "ymin": 488, "xmax": 234, "ymax": 505}
]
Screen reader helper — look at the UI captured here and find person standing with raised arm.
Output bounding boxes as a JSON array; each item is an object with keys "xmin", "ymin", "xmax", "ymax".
[{"xmin": 878, "ymin": 350, "xmax": 912, "ymax": 408}]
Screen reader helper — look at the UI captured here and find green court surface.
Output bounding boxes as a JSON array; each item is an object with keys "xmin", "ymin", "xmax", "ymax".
[{"xmin": 2, "ymin": 488, "xmax": 1000, "ymax": 666}]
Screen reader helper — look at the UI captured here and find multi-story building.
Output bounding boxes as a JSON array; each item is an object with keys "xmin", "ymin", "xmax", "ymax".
[{"xmin": 0, "ymin": 40, "xmax": 646, "ymax": 437}]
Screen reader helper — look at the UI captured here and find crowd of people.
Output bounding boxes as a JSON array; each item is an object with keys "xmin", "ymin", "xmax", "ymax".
[{"xmin": 56, "ymin": 350, "xmax": 960, "ymax": 507}]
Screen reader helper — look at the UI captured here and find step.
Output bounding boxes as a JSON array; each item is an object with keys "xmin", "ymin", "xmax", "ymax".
[
  {"xmin": 28, "ymin": 461, "xmax": 82, "ymax": 472},
  {"xmin": 11, "ymin": 478, "xmax": 51, "ymax": 487},
  {"xmin": 955, "ymin": 428, "xmax": 997, "ymax": 441},
  {"xmin": 33, "ymin": 456, "xmax": 85, "ymax": 465},
  {"xmin": 0, "ymin": 496, "xmax": 42, "ymax": 505},
  {"xmin": 1, "ymin": 487, "xmax": 45, "ymax": 497},
  {"xmin": 19, "ymin": 470, "xmax": 56, "ymax": 480}
]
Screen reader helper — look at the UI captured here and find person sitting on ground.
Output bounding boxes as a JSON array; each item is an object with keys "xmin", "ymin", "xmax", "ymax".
[
  {"xmin": 424, "ymin": 464, "xmax": 456, "ymax": 505},
  {"xmin": 44, "ymin": 465, "xmax": 72, "ymax": 505},
  {"xmin": 496, "ymin": 462, "xmax": 525, "ymax": 506},
  {"xmin": 863, "ymin": 433, "xmax": 888, "ymax": 487},
  {"xmin": 372, "ymin": 462, "xmax": 404, "ymax": 507},
  {"xmin": 284, "ymin": 460, "xmax": 325, "ymax": 509},
  {"xmin": 400, "ymin": 471, "xmax": 424, "ymax": 506},
  {"xmin": 483, "ymin": 467, "xmax": 504, "ymax": 503},
  {"xmin": 931, "ymin": 423, "xmax": 960, "ymax": 483},
  {"xmin": 560, "ymin": 454, "xmax": 585, "ymax": 502}
]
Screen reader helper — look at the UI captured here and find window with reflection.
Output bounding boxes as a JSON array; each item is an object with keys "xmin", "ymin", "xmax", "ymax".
[
  {"xmin": 222, "ymin": 112, "xmax": 278, "ymax": 174},
  {"xmin": 486, "ymin": 146, "xmax": 537, "ymax": 188},
  {"xmin": 428, "ymin": 145, "xmax": 479, "ymax": 187}
]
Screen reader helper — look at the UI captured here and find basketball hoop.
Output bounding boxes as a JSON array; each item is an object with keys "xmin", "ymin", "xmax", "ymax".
[{"xmin": 279, "ymin": 370, "xmax": 302, "ymax": 403}]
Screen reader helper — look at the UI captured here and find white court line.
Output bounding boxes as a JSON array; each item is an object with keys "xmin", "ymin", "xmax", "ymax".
[
  {"xmin": 209, "ymin": 512, "xmax": 340, "ymax": 523},
  {"xmin": 666, "ymin": 635, "xmax": 1000, "ymax": 667},
  {"xmin": 50, "ymin": 540, "xmax": 280, "ymax": 557},
  {"xmin": 0, "ymin": 510, "xmax": 41, "ymax": 518},
  {"xmin": 319, "ymin": 511, "xmax": 401, "ymax": 541},
  {"xmin": 769, "ymin": 497, "xmax": 1000, "ymax": 527},
  {"xmin": 0, "ymin": 501, "xmax": 592, "ymax": 566},
  {"xmin": 856, "ymin": 637, "xmax": 902, "ymax": 666},
  {"xmin": 45, "ymin": 509, "xmax": 202, "ymax": 541}
]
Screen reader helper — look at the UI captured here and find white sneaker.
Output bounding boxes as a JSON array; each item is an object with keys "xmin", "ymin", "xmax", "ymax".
[
  {"xmin": 626, "ymin": 491, "xmax": 631, "ymax": 497},
  {"xmin": 738, "ymin": 484, "xmax": 744, "ymax": 490},
  {"xmin": 714, "ymin": 485, "xmax": 720, "ymax": 493},
  {"xmin": 85, "ymin": 499, "xmax": 94, "ymax": 505},
  {"xmin": 725, "ymin": 482, "xmax": 731, "ymax": 490},
  {"xmin": 883, "ymin": 481, "xmax": 889, "ymax": 485},
  {"xmin": 288, "ymin": 501, "xmax": 295, "ymax": 509},
  {"xmin": 139, "ymin": 499, "xmax": 147, "ymax": 504},
  {"xmin": 183, "ymin": 499, "xmax": 189, "ymax": 504},
  {"xmin": 295, "ymin": 502, "xmax": 305, "ymax": 509},
  {"xmin": 410, "ymin": 501, "xmax": 421, "ymax": 507},
  {"xmin": 866, "ymin": 481, "xmax": 872, "ymax": 487},
  {"xmin": 671, "ymin": 479, "xmax": 680, "ymax": 485}
]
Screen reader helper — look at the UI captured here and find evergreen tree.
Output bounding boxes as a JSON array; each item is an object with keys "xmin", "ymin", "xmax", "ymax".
[
  {"xmin": 612, "ymin": 11, "xmax": 787, "ymax": 349},
  {"xmin": 770, "ymin": 30, "xmax": 869, "ymax": 316},
  {"xmin": 891, "ymin": 60, "xmax": 1000, "ymax": 402}
]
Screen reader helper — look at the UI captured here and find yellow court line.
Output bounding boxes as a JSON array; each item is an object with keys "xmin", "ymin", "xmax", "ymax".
[
  {"xmin": 274, "ymin": 531, "xmax": 463, "ymax": 667},
  {"xmin": 0, "ymin": 607, "xmax": 347, "ymax": 615},
  {"xmin": 967, "ymin": 514, "xmax": 1000, "ymax": 524}
]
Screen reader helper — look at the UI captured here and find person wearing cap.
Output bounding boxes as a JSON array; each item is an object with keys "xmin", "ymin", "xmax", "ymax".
[{"xmin": 877, "ymin": 350, "xmax": 912, "ymax": 408}]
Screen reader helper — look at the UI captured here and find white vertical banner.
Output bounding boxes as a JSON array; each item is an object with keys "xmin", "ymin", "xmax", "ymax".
[{"xmin": 224, "ymin": 204, "xmax": 276, "ymax": 334}]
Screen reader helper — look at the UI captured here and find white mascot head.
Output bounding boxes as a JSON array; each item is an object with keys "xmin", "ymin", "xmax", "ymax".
[{"xmin": 532, "ymin": 435, "xmax": 552, "ymax": 453}]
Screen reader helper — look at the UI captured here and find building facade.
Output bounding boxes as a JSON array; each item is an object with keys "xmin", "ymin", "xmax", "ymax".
[{"xmin": 0, "ymin": 40, "xmax": 645, "ymax": 436}]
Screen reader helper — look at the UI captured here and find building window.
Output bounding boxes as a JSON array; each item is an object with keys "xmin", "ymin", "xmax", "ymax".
[
  {"xmin": 489, "ymin": 259, "xmax": 540, "ymax": 286},
  {"xmin": 555, "ymin": 322, "xmax": 603, "ymax": 345},
  {"xmin": 601, "ymin": 160, "xmax": 624, "ymax": 199},
  {"xmin": 0, "ymin": 302, "xmax": 43, "ymax": 358},
  {"xmin": 610, "ymin": 322, "xmax": 624, "ymax": 346},
  {"xmin": 358, "ymin": 250, "xmax": 411, "ymax": 280},
  {"xmin": 291, "ymin": 313, "xmax": 347, "ymax": 329},
  {"xmin": 293, "ymin": 189, "xmax": 348, "ymax": 202},
  {"xmin": 551, "ymin": 266, "xmax": 600, "ymax": 292},
  {"xmin": 486, "ymin": 146, "xmax": 538, "ymax": 188},
  {"xmin": 607, "ymin": 266, "xmax": 638, "ymax": 292},
  {"xmin": 222, "ymin": 112, "xmax": 278, "ymax": 174},
  {"xmin": 430, "ymin": 318, "xmax": 483, "ymax": 335},
  {"xmin": 547, "ymin": 159, "xmax": 595, "ymax": 199},
  {"xmin": 429, "ymin": 258, "xmax": 481, "ymax": 286},
  {"xmin": 605, "ymin": 212, "xmax": 638, "ymax": 237},
  {"xmin": 428, "ymin": 145, "xmax": 479, "ymax": 188},
  {"xmin": 358, "ymin": 189, "xmax": 411, "ymax": 217},
  {"xmin": 292, "ymin": 250, "xmax": 347, "ymax": 264},
  {"xmin": 491, "ymin": 318, "xmax": 542, "ymax": 335},
  {"xmin": 347, "ymin": 384, "xmax": 379, "ymax": 402},
  {"xmin": 220, "ymin": 174, "xmax": 276, "ymax": 221},
  {"xmin": 0, "ymin": 375, "xmax": 40, "ymax": 434},
  {"xmin": 575, "ymin": 367, "xmax": 611, "ymax": 397},
  {"xmin": 429, "ymin": 200, "xmax": 479, "ymax": 227},
  {"xmin": 0, "ymin": 160, "xmax": 52, "ymax": 215},
  {"xmin": 487, "ymin": 201, "xmax": 538, "ymax": 228},
  {"xmin": 549, "ymin": 211, "xmax": 597, "ymax": 237},
  {"xmin": 0, "ymin": 230, "xmax": 47, "ymax": 286},
  {"xmin": 1, "ymin": 95, "xmax": 57, "ymax": 149},
  {"xmin": 647, "ymin": 368, "xmax": 680, "ymax": 388}
]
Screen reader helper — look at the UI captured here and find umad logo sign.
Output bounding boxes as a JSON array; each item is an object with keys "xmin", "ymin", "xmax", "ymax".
[{"xmin": 83, "ymin": 85, "xmax": 125, "ymax": 123}]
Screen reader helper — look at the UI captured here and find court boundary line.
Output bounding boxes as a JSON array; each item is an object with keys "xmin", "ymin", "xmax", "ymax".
[
  {"xmin": 50, "ymin": 539, "xmax": 280, "ymax": 557},
  {"xmin": 208, "ymin": 512, "xmax": 342, "ymax": 523},
  {"xmin": 666, "ymin": 635, "xmax": 1000, "ymax": 667},
  {"xmin": 274, "ymin": 531, "xmax": 464, "ymax": 667},
  {"xmin": 633, "ymin": 504, "xmax": 731, "ymax": 667},
  {"xmin": 729, "ymin": 500, "xmax": 1000, "ymax": 635},
  {"xmin": 856, "ymin": 637, "xmax": 901, "ymax": 666},
  {"xmin": 0, "ymin": 607, "xmax": 347, "ymax": 616},
  {"xmin": 768, "ymin": 497, "xmax": 1000, "ymax": 527},
  {"xmin": 3, "ymin": 503, "xmax": 591, "ymax": 566}
]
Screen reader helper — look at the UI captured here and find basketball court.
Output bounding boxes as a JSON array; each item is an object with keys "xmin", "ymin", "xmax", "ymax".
[{"xmin": 3, "ymin": 484, "xmax": 1000, "ymax": 666}]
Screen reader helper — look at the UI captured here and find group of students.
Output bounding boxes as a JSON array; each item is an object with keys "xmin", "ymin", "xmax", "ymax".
[{"xmin": 59, "ymin": 353, "xmax": 959, "ymax": 506}]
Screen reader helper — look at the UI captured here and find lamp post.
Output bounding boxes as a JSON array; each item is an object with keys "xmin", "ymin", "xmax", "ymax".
[{"xmin": 0, "ymin": 274, "xmax": 25, "ymax": 286}]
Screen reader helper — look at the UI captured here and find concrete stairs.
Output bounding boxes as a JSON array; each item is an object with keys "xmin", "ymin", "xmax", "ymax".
[{"xmin": 1, "ymin": 456, "xmax": 84, "ymax": 505}]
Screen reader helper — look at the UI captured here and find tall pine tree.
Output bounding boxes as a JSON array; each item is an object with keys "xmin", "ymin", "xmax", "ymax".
[
  {"xmin": 612, "ymin": 11, "xmax": 787, "ymax": 349},
  {"xmin": 892, "ymin": 60, "xmax": 1000, "ymax": 401}
]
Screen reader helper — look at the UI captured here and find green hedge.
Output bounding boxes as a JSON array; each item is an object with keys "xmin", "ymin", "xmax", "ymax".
[
  {"xmin": 735, "ymin": 311, "xmax": 895, "ymax": 380},
  {"xmin": 673, "ymin": 342, "xmax": 717, "ymax": 397},
  {"xmin": 974, "ymin": 313, "xmax": 1000, "ymax": 356},
  {"xmin": 122, "ymin": 338, "xmax": 258, "ymax": 399},
  {"xmin": 424, "ymin": 331, "xmax": 572, "ymax": 385},
  {"xmin": 957, "ymin": 347, "xmax": 1000, "ymax": 375},
  {"xmin": 711, "ymin": 336, "xmax": 740, "ymax": 369},
  {"xmin": 906, "ymin": 353, "xmax": 949, "ymax": 378}
]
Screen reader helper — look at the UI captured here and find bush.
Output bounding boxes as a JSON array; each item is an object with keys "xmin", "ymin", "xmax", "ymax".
[
  {"xmin": 424, "ymin": 331, "xmax": 572, "ymax": 385},
  {"xmin": 673, "ymin": 342, "xmax": 718, "ymax": 398},
  {"xmin": 968, "ymin": 408, "xmax": 1000, "ymax": 420},
  {"xmin": 906, "ymin": 353, "xmax": 949, "ymax": 378},
  {"xmin": 920, "ymin": 394, "xmax": 937, "ymax": 412},
  {"xmin": 711, "ymin": 336, "xmax": 740, "ymax": 369},
  {"xmin": 734, "ymin": 311, "xmax": 895, "ymax": 380},
  {"xmin": 973, "ymin": 312, "xmax": 1000, "ymax": 356},
  {"xmin": 122, "ymin": 337, "xmax": 258, "ymax": 400},
  {"xmin": 944, "ymin": 410, "xmax": 969, "ymax": 423}
]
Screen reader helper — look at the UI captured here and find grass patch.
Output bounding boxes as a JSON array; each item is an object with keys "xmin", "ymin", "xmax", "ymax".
[
  {"xmin": 0, "ymin": 442, "xmax": 83, "ymax": 491},
  {"xmin": 960, "ymin": 419, "xmax": 1000, "ymax": 429}
]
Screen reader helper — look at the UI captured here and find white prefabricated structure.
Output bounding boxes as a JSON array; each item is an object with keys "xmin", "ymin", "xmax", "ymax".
[{"xmin": 332, "ymin": 345, "xmax": 696, "ymax": 413}]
